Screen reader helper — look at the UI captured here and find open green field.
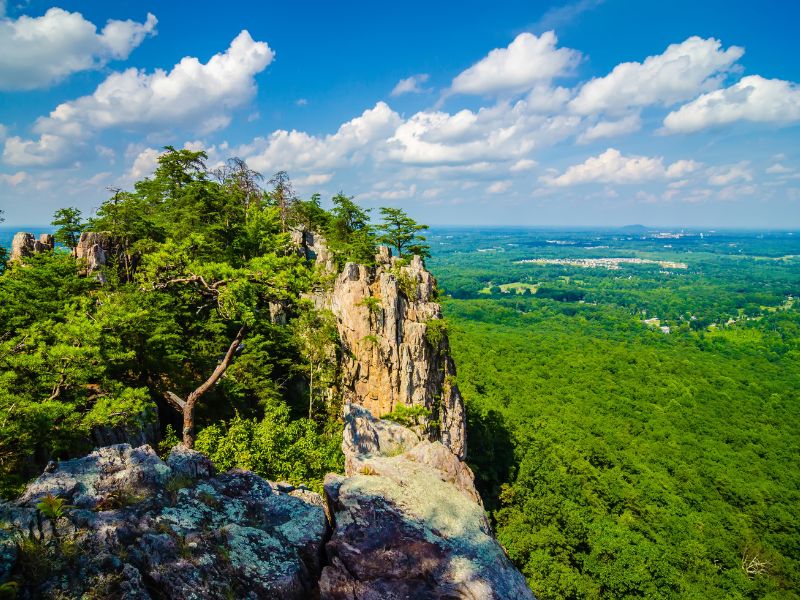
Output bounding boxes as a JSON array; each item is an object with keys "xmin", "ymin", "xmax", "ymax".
[{"xmin": 478, "ymin": 281, "xmax": 539, "ymax": 294}]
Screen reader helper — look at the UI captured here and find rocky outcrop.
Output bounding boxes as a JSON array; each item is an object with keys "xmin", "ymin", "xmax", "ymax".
[
  {"xmin": 329, "ymin": 248, "xmax": 467, "ymax": 458},
  {"xmin": 74, "ymin": 231, "xmax": 114, "ymax": 272},
  {"xmin": 319, "ymin": 404, "xmax": 534, "ymax": 599},
  {"xmin": 0, "ymin": 408, "xmax": 534, "ymax": 599},
  {"xmin": 291, "ymin": 227, "xmax": 336, "ymax": 273},
  {"xmin": 8, "ymin": 232, "xmax": 54, "ymax": 261},
  {"xmin": 0, "ymin": 444, "xmax": 329, "ymax": 599}
]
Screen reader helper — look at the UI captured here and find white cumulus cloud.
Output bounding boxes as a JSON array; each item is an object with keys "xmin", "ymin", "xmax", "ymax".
[
  {"xmin": 0, "ymin": 171, "xmax": 28, "ymax": 186},
  {"xmin": 541, "ymin": 148, "xmax": 692, "ymax": 186},
  {"xmin": 577, "ymin": 113, "xmax": 641, "ymax": 143},
  {"xmin": 127, "ymin": 147, "xmax": 160, "ymax": 181},
  {"xmin": 487, "ymin": 180, "xmax": 512, "ymax": 194},
  {"xmin": 0, "ymin": 8, "xmax": 156, "ymax": 90},
  {"xmin": 3, "ymin": 31, "xmax": 273, "ymax": 167},
  {"xmin": 449, "ymin": 31, "xmax": 580, "ymax": 96},
  {"xmin": 663, "ymin": 75, "xmax": 800, "ymax": 133},
  {"xmin": 707, "ymin": 162, "xmax": 753, "ymax": 186},
  {"xmin": 391, "ymin": 74, "xmax": 430, "ymax": 96},
  {"xmin": 240, "ymin": 102, "xmax": 401, "ymax": 175},
  {"xmin": 766, "ymin": 163, "xmax": 793, "ymax": 175},
  {"xmin": 570, "ymin": 36, "xmax": 743, "ymax": 115},
  {"xmin": 510, "ymin": 159, "xmax": 538, "ymax": 172}
]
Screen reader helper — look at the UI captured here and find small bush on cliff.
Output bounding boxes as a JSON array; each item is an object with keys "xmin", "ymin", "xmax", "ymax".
[
  {"xmin": 424, "ymin": 318, "xmax": 448, "ymax": 349},
  {"xmin": 382, "ymin": 404, "xmax": 432, "ymax": 428}
]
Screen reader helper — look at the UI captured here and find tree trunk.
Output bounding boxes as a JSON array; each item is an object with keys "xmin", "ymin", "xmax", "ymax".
[
  {"xmin": 179, "ymin": 325, "xmax": 247, "ymax": 448},
  {"xmin": 308, "ymin": 361, "xmax": 314, "ymax": 419}
]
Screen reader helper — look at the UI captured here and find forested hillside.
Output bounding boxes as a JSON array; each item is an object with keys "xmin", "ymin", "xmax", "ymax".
[
  {"xmin": 0, "ymin": 148, "xmax": 429, "ymax": 499},
  {"xmin": 2, "ymin": 152, "xmax": 799, "ymax": 599},
  {"xmin": 429, "ymin": 229, "xmax": 800, "ymax": 598}
]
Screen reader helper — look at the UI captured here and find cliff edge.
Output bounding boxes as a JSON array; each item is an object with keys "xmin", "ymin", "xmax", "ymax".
[{"xmin": 0, "ymin": 407, "xmax": 533, "ymax": 599}]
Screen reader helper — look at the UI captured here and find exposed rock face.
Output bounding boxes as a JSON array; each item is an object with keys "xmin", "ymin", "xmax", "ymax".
[
  {"xmin": 320, "ymin": 404, "xmax": 535, "ymax": 599},
  {"xmin": 291, "ymin": 227, "xmax": 336, "ymax": 273},
  {"xmin": 0, "ymin": 444, "xmax": 329, "ymax": 599},
  {"xmin": 330, "ymin": 248, "xmax": 467, "ymax": 458},
  {"xmin": 8, "ymin": 232, "xmax": 54, "ymax": 261},
  {"xmin": 74, "ymin": 231, "xmax": 114, "ymax": 272},
  {"xmin": 0, "ymin": 410, "xmax": 534, "ymax": 599}
]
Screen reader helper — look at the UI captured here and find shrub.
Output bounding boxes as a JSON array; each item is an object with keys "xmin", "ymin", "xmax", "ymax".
[{"xmin": 424, "ymin": 318, "xmax": 448, "ymax": 349}]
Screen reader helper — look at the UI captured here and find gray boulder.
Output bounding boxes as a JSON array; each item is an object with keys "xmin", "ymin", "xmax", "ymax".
[
  {"xmin": 8, "ymin": 231, "xmax": 54, "ymax": 261},
  {"xmin": 319, "ymin": 405, "xmax": 535, "ymax": 599},
  {"xmin": 0, "ymin": 444, "xmax": 329, "ymax": 599}
]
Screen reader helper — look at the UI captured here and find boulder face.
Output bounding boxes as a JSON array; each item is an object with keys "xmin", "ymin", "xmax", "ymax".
[
  {"xmin": 9, "ymin": 232, "xmax": 54, "ymax": 261},
  {"xmin": 0, "ymin": 410, "xmax": 534, "ymax": 599},
  {"xmin": 0, "ymin": 444, "xmax": 329, "ymax": 599},
  {"xmin": 329, "ymin": 248, "xmax": 467, "ymax": 459},
  {"xmin": 319, "ymin": 404, "xmax": 535, "ymax": 600},
  {"xmin": 291, "ymin": 227, "xmax": 336, "ymax": 273},
  {"xmin": 74, "ymin": 231, "xmax": 114, "ymax": 272}
]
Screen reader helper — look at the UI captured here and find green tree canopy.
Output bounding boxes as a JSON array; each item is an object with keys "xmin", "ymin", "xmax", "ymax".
[
  {"xmin": 376, "ymin": 206, "xmax": 430, "ymax": 258},
  {"xmin": 51, "ymin": 207, "xmax": 84, "ymax": 250}
]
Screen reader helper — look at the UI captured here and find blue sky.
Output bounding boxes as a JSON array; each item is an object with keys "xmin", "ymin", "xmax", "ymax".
[{"xmin": 1, "ymin": 0, "xmax": 799, "ymax": 227}]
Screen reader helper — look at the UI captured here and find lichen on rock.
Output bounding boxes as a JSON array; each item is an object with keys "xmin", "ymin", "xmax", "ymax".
[
  {"xmin": 0, "ymin": 444, "xmax": 329, "ymax": 599},
  {"xmin": 319, "ymin": 404, "xmax": 535, "ymax": 600}
]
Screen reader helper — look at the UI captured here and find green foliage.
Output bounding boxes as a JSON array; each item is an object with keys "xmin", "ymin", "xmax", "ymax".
[
  {"xmin": 0, "ymin": 146, "xmax": 434, "ymax": 511},
  {"xmin": 388, "ymin": 264, "xmax": 418, "ymax": 300},
  {"xmin": 82, "ymin": 387, "xmax": 155, "ymax": 428},
  {"xmin": 358, "ymin": 296, "xmax": 382, "ymax": 315},
  {"xmin": 195, "ymin": 403, "xmax": 343, "ymax": 493},
  {"xmin": 381, "ymin": 404, "xmax": 432, "ymax": 428},
  {"xmin": 376, "ymin": 207, "xmax": 430, "ymax": 258},
  {"xmin": 0, "ymin": 581, "xmax": 18, "ymax": 599},
  {"xmin": 424, "ymin": 318, "xmax": 448, "ymax": 349},
  {"xmin": 159, "ymin": 425, "xmax": 181, "ymax": 458},
  {"xmin": 36, "ymin": 493, "xmax": 72, "ymax": 522},
  {"xmin": 51, "ymin": 207, "xmax": 84, "ymax": 249},
  {"xmin": 325, "ymin": 193, "xmax": 376, "ymax": 266},
  {"xmin": 429, "ymin": 227, "xmax": 800, "ymax": 599}
]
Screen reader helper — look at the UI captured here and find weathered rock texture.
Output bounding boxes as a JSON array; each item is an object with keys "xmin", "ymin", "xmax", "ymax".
[
  {"xmin": 0, "ymin": 409, "xmax": 534, "ymax": 599},
  {"xmin": 9, "ymin": 232, "xmax": 54, "ymax": 261},
  {"xmin": 74, "ymin": 231, "xmax": 115, "ymax": 272},
  {"xmin": 0, "ymin": 444, "xmax": 329, "ymax": 599},
  {"xmin": 329, "ymin": 248, "xmax": 467, "ymax": 459},
  {"xmin": 291, "ymin": 227, "xmax": 336, "ymax": 273},
  {"xmin": 320, "ymin": 404, "xmax": 534, "ymax": 599}
]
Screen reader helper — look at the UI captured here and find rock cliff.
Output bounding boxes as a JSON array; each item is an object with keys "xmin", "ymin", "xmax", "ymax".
[
  {"xmin": 0, "ymin": 407, "xmax": 534, "ymax": 599},
  {"xmin": 320, "ymin": 404, "xmax": 533, "ymax": 599},
  {"xmin": 8, "ymin": 232, "xmax": 54, "ymax": 261},
  {"xmin": 326, "ymin": 246, "xmax": 467, "ymax": 459}
]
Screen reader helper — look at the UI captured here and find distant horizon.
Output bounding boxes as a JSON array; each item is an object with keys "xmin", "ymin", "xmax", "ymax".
[{"xmin": 2, "ymin": 223, "xmax": 798, "ymax": 233}]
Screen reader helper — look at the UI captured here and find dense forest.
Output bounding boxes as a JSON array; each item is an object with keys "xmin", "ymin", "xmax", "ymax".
[
  {"xmin": 0, "ymin": 147, "xmax": 429, "ymax": 499},
  {"xmin": 429, "ymin": 228, "xmax": 800, "ymax": 599},
  {"xmin": 1, "ymin": 150, "xmax": 799, "ymax": 598}
]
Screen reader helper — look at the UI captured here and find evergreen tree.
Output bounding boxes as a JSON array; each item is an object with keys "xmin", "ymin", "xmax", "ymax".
[
  {"xmin": 376, "ymin": 206, "xmax": 430, "ymax": 258},
  {"xmin": 51, "ymin": 207, "xmax": 84, "ymax": 250}
]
